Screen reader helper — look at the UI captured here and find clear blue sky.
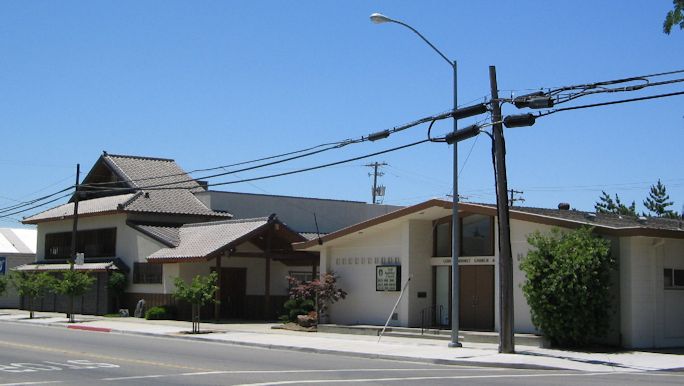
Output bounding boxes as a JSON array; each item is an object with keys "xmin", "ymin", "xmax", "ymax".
[{"xmin": 1, "ymin": 1, "xmax": 682, "ymax": 227}]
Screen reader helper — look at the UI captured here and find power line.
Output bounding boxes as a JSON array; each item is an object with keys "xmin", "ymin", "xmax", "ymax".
[
  {"xmin": 0, "ymin": 192, "xmax": 73, "ymax": 220},
  {"xmin": 537, "ymin": 90, "xmax": 684, "ymax": 118},
  {"xmin": 0, "ymin": 186, "xmax": 74, "ymax": 214}
]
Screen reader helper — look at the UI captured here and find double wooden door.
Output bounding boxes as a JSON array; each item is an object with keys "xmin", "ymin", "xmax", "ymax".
[{"xmin": 459, "ymin": 265, "xmax": 494, "ymax": 331}]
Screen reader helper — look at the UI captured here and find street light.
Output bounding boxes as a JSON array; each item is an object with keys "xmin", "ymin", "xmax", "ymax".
[{"xmin": 370, "ymin": 12, "xmax": 462, "ymax": 348}]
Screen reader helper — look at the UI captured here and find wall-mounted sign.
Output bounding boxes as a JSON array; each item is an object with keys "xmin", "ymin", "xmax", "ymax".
[
  {"xmin": 0, "ymin": 256, "xmax": 6, "ymax": 275},
  {"xmin": 430, "ymin": 256, "xmax": 496, "ymax": 266},
  {"xmin": 376, "ymin": 265, "xmax": 401, "ymax": 291}
]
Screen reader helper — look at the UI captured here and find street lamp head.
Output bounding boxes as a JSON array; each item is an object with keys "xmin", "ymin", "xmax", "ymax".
[{"xmin": 370, "ymin": 13, "xmax": 393, "ymax": 24}]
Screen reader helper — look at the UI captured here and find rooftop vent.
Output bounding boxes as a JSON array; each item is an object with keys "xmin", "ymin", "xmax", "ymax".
[
  {"xmin": 558, "ymin": 203, "xmax": 570, "ymax": 210},
  {"xmin": 637, "ymin": 216, "xmax": 648, "ymax": 224},
  {"xmin": 585, "ymin": 213, "xmax": 597, "ymax": 221}
]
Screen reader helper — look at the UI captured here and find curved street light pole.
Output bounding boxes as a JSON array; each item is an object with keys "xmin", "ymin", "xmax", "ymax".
[{"xmin": 370, "ymin": 13, "xmax": 462, "ymax": 348}]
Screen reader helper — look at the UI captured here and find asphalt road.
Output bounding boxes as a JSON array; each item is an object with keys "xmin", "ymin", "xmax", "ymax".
[{"xmin": 0, "ymin": 322, "xmax": 682, "ymax": 386}]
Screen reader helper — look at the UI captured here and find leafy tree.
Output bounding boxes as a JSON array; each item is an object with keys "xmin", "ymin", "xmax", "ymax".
[
  {"xmin": 594, "ymin": 191, "xmax": 636, "ymax": 216},
  {"xmin": 173, "ymin": 272, "xmax": 218, "ymax": 333},
  {"xmin": 664, "ymin": 0, "xmax": 684, "ymax": 34},
  {"xmin": 285, "ymin": 272, "xmax": 347, "ymax": 324},
  {"xmin": 107, "ymin": 272, "xmax": 128, "ymax": 312},
  {"xmin": 9, "ymin": 271, "xmax": 56, "ymax": 319},
  {"xmin": 0, "ymin": 275, "xmax": 7, "ymax": 297},
  {"xmin": 53, "ymin": 269, "xmax": 95, "ymax": 323},
  {"xmin": 643, "ymin": 179, "xmax": 679, "ymax": 218},
  {"xmin": 521, "ymin": 227, "xmax": 614, "ymax": 347}
]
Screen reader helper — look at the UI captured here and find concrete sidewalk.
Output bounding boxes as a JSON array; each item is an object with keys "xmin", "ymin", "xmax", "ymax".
[{"xmin": 1, "ymin": 309, "xmax": 683, "ymax": 373}]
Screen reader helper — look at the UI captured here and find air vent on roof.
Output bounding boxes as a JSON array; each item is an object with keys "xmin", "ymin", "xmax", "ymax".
[
  {"xmin": 558, "ymin": 203, "xmax": 570, "ymax": 210},
  {"xmin": 637, "ymin": 216, "xmax": 648, "ymax": 224},
  {"xmin": 585, "ymin": 213, "xmax": 597, "ymax": 221}
]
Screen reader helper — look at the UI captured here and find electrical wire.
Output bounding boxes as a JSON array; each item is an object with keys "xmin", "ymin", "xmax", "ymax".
[
  {"xmin": 0, "ymin": 192, "xmax": 73, "ymax": 219},
  {"xmin": 0, "ymin": 186, "xmax": 75, "ymax": 214},
  {"xmin": 537, "ymin": 90, "xmax": 684, "ymax": 118}
]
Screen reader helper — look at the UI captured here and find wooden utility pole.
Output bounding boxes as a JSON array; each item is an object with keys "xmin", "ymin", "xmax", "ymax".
[
  {"xmin": 365, "ymin": 162, "xmax": 387, "ymax": 204},
  {"xmin": 508, "ymin": 189, "xmax": 525, "ymax": 207},
  {"xmin": 69, "ymin": 164, "xmax": 80, "ymax": 323},
  {"xmin": 489, "ymin": 66, "xmax": 515, "ymax": 353}
]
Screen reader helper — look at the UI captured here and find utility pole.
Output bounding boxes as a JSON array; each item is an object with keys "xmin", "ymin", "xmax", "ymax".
[
  {"xmin": 69, "ymin": 164, "xmax": 80, "ymax": 323},
  {"xmin": 508, "ymin": 189, "xmax": 525, "ymax": 207},
  {"xmin": 490, "ymin": 66, "xmax": 515, "ymax": 353},
  {"xmin": 365, "ymin": 162, "xmax": 387, "ymax": 204}
]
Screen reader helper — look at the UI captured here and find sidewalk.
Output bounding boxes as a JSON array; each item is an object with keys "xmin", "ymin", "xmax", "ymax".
[{"xmin": 1, "ymin": 309, "xmax": 683, "ymax": 373}]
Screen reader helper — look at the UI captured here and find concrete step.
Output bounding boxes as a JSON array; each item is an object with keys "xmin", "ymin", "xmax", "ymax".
[{"xmin": 317, "ymin": 324, "xmax": 547, "ymax": 347}]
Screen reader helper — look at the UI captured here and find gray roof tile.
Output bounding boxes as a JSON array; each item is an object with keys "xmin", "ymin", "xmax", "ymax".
[{"xmin": 148, "ymin": 217, "xmax": 270, "ymax": 261}]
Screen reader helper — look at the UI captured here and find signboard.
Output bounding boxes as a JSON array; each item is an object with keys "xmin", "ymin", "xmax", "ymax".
[
  {"xmin": 430, "ymin": 256, "xmax": 496, "ymax": 266},
  {"xmin": 376, "ymin": 265, "xmax": 401, "ymax": 291},
  {"xmin": 0, "ymin": 256, "xmax": 6, "ymax": 275}
]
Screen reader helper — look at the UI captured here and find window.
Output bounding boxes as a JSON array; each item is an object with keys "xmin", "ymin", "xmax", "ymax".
[
  {"xmin": 133, "ymin": 263, "xmax": 162, "ymax": 284},
  {"xmin": 45, "ymin": 228, "xmax": 116, "ymax": 259},
  {"xmin": 289, "ymin": 271, "xmax": 318, "ymax": 283},
  {"xmin": 664, "ymin": 268, "xmax": 684, "ymax": 289},
  {"xmin": 432, "ymin": 214, "xmax": 495, "ymax": 257}
]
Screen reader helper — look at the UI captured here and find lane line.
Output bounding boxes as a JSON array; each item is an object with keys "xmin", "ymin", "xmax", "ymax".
[
  {"xmin": 232, "ymin": 371, "xmax": 640, "ymax": 386},
  {"xmin": 101, "ymin": 367, "xmax": 503, "ymax": 381},
  {"xmin": 0, "ymin": 382, "xmax": 62, "ymax": 386},
  {"xmin": 0, "ymin": 340, "xmax": 213, "ymax": 372}
]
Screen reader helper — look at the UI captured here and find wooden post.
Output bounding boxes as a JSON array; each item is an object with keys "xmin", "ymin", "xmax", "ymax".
[
  {"xmin": 214, "ymin": 255, "xmax": 222, "ymax": 321},
  {"xmin": 265, "ymin": 256, "xmax": 271, "ymax": 319}
]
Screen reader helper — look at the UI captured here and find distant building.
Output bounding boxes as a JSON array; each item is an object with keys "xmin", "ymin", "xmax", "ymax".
[{"xmin": 0, "ymin": 228, "xmax": 36, "ymax": 308}]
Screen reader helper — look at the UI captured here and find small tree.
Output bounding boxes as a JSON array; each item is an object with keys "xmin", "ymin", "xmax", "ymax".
[
  {"xmin": 173, "ymin": 272, "xmax": 218, "ymax": 333},
  {"xmin": 285, "ymin": 272, "xmax": 347, "ymax": 325},
  {"xmin": 53, "ymin": 269, "xmax": 95, "ymax": 323},
  {"xmin": 107, "ymin": 271, "xmax": 128, "ymax": 312},
  {"xmin": 521, "ymin": 227, "xmax": 614, "ymax": 347},
  {"xmin": 643, "ymin": 179, "xmax": 679, "ymax": 218},
  {"xmin": 0, "ymin": 275, "xmax": 7, "ymax": 297},
  {"xmin": 9, "ymin": 271, "xmax": 56, "ymax": 319}
]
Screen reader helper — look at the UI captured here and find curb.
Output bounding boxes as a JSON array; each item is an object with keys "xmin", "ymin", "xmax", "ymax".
[{"xmin": 0, "ymin": 317, "xmax": 565, "ymax": 371}]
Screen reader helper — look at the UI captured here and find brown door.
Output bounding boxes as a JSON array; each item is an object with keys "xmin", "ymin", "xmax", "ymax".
[
  {"xmin": 459, "ymin": 265, "xmax": 494, "ymax": 331},
  {"xmin": 221, "ymin": 268, "xmax": 247, "ymax": 319}
]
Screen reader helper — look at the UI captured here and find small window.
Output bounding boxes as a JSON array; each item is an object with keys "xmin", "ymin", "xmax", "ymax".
[
  {"xmin": 664, "ymin": 268, "xmax": 684, "ymax": 289},
  {"xmin": 289, "ymin": 271, "xmax": 317, "ymax": 283},
  {"xmin": 133, "ymin": 263, "xmax": 162, "ymax": 284}
]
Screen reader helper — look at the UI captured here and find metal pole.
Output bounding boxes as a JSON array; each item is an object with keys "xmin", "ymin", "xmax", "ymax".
[
  {"xmin": 449, "ymin": 60, "xmax": 462, "ymax": 348},
  {"xmin": 372, "ymin": 163, "xmax": 378, "ymax": 204},
  {"xmin": 489, "ymin": 65, "xmax": 515, "ymax": 353},
  {"xmin": 69, "ymin": 164, "xmax": 80, "ymax": 323}
]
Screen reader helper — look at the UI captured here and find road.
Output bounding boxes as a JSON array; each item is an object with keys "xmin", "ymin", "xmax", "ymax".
[{"xmin": 0, "ymin": 322, "xmax": 681, "ymax": 385}]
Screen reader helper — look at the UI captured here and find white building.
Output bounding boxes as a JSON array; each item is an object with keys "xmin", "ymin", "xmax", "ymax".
[
  {"xmin": 0, "ymin": 228, "xmax": 37, "ymax": 308},
  {"xmin": 295, "ymin": 199, "xmax": 684, "ymax": 349}
]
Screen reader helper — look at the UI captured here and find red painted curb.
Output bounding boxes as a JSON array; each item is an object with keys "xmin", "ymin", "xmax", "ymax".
[{"xmin": 67, "ymin": 325, "xmax": 112, "ymax": 333}]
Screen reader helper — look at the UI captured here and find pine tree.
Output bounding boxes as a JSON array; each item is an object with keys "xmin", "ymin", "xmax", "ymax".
[
  {"xmin": 595, "ymin": 191, "xmax": 636, "ymax": 216},
  {"xmin": 643, "ymin": 179, "xmax": 679, "ymax": 218}
]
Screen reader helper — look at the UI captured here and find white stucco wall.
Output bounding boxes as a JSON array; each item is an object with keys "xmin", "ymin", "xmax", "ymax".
[
  {"xmin": 621, "ymin": 236, "xmax": 684, "ymax": 348},
  {"xmin": 324, "ymin": 222, "xmax": 405, "ymax": 326}
]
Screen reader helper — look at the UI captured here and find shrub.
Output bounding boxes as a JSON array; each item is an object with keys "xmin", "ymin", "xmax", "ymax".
[
  {"xmin": 280, "ymin": 298, "xmax": 315, "ymax": 323},
  {"xmin": 145, "ymin": 306, "xmax": 170, "ymax": 320},
  {"xmin": 284, "ymin": 272, "xmax": 347, "ymax": 324},
  {"xmin": 521, "ymin": 227, "xmax": 614, "ymax": 347}
]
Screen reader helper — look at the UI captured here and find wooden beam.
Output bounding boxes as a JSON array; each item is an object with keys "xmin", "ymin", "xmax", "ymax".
[{"xmin": 214, "ymin": 254, "xmax": 222, "ymax": 321}]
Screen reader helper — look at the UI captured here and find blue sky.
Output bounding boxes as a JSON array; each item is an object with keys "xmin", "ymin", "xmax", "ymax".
[{"xmin": 1, "ymin": 1, "xmax": 682, "ymax": 227}]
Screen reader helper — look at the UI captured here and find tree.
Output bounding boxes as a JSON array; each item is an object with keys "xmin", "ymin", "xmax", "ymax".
[
  {"xmin": 107, "ymin": 271, "xmax": 128, "ymax": 313},
  {"xmin": 0, "ymin": 275, "xmax": 7, "ymax": 297},
  {"xmin": 664, "ymin": 0, "xmax": 684, "ymax": 34},
  {"xmin": 594, "ymin": 191, "xmax": 637, "ymax": 216},
  {"xmin": 9, "ymin": 271, "xmax": 56, "ymax": 319},
  {"xmin": 643, "ymin": 179, "xmax": 679, "ymax": 218},
  {"xmin": 520, "ymin": 227, "xmax": 614, "ymax": 347},
  {"xmin": 53, "ymin": 269, "xmax": 95, "ymax": 323},
  {"xmin": 173, "ymin": 272, "xmax": 218, "ymax": 334},
  {"xmin": 285, "ymin": 272, "xmax": 347, "ymax": 325}
]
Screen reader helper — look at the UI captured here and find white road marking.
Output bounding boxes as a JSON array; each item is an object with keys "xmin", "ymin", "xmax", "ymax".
[
  {"xmin": 0, "ymin": 382, "xmax": 62, "ymax": 386},
  {"xmin": 101, "ymin": 367, "xmax": 501, "ymax": 381},
  {"xmin": 232, "ymin": 371, "xmax": 639, "ymax": 386}
]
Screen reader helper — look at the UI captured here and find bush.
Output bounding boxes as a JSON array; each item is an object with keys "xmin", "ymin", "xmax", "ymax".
[
  {"xmin": 521, "ymin": 227, "xmax": 614, "ymax": 347},
  {"xmin": 280, "ymin": 298, "xmax": 315, "ymax": 323},
  {"xmin": 145, "ymin": 306, "xmax": 171, "ymax": 320}
]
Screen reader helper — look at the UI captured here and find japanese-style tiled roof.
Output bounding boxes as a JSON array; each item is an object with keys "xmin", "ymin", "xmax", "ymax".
[
  {"xmin": 102, "ymin": 153, "xmax": 204, "ymax": 192},
  {"xmin": 23, "ymin": 153, "xmax": 231, "ymax": 223},
  {"xmin": 14, "ymin": 257, "xmax": 129, "ymax": 272},
  {"xmin": 147, "ymin": 217, "xmax": 271, "ymax": 262},
  {"xmin": 128, "ymin": 222, "xmax": 181, "ymax": 247}
]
